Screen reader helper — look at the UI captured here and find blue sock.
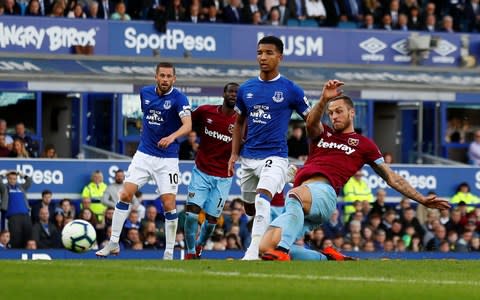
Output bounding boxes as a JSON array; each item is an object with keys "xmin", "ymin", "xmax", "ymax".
[
  {"xmin": 184, "ymin": 212, "xmax": 198, "ymax": 254},
  {"xmin": 197, "ymin": 221, "xmax": 216, "ymax": 247},
  {"xmin": 289, "ymin": 244, "xmax": 328, "ymax": 261},
  {"xmin": 277, "ymin": 198, "xmax": 304, "ymax": 250}
]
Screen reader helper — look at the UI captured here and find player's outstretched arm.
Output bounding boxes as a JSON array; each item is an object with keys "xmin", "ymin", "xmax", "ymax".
[
  {"xmin": 371, "ymin": 163, "xmax": 451, "ymax": 210},
  {"xmin": 228, "ymin": 114, "xmax": 246, "ymax": 176},
  {"xmin": 158, "ymin": 115, "xmax": 192, "ymax": 148},
  {"xmin": 306, "ymin": 80, "xmax": 344, "ymax": 139}
]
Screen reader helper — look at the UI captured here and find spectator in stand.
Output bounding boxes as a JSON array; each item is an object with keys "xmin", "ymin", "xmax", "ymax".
[
  {"xmin": 343, "ymin": 170, "xmax": 374, "ymax": 221},
  {"xmin": 381, "ymin": 209, "xmax": 396, "ymax": 232},
  {"xmin": 13, "ymin": 122, "xmax": 38, "ymax": 157},
  {"xmin": 401, "ymin": 207, "xmax": 425, "ymax": 239},
  {"xmin": 111, "ymin": 1, "xmax": 131, "ymax": 21},
  {"xmin": 41, "ymin": 144, "xmax": 57, "ymax": 158},
  {"xmin": 0, "ymin": 119, "xmax": 13, "ymax": 151},
  {"xmin": 0, "ymin": 134, "xmax": 11, "ymax": 157},
  {"xmin": 395, "ymin": 197, "xmax": 412, "ymax": 216},
  {"xmin": 322, "ymin": 209, "xmax": 344, "ymax": 239},
  {"xmin": 203, "ymin": 4, "xmax": 220, "ymax": 22},
  {"xmin": 439, "ymin": 15, "xmax": 454, "ymax": 32},
  {"xmin": 464, "ymin": 0, "xmax": 480, "ymax": 32},
  {"xmin": 0, "ymin": 170, "xmax": 33, "ymax": 248},
  {"xmin": 266, "ymin": 7, "xmax": 281, "ymax": 25},
  {"xmin": 395, "ymin": 13, "xmax": 409, "ymax": 30},
  {"xmin": 26, "ymin": 0, "xmax": 42, "ymax": 16},
  {"xmin": 32, "ymin": 207, "xmax": 62, "ymax": 249},
  {"xmin": 102, "ymin": 169, "xmax": 136, "ymax": 209},
  {"xmin": 68, "ymin": 3, "xmax": 86, "ymax": 18},
  {"xmin": 242, "ymin": 0, "xmax": 266, "ymax": 24},
  {"xmin": 31, "ymin": 189, "xmax": 56, "ymax": 224},
  {"xmin": 455, "ymin": 230, "xmax": 474, "ymax": 252},
  {"xmin": 0, "ymin": 4, "xmax": 4, "ymax": 15},
  {"xmin": 223, "ymin": 0, "xmax": 242, "ymax": 23},
  {"xmin": 9, "ymin": 139, "xmax": 29, "ymax": 158},
  {"xmin": 370, "ymin": 188, "xmax": 388, "ymax": 217},
  {"xmin": 122, "ymin": 228, "xmax": 141, "ymax": 249},
  {"xmin": 408, "ymin": 6, "xmax": 423, "ymax": 30},
  {"xmin": 98, "ymin": 0, "xmax": 113, "ymax": 19},
  {"xmin": 304, "ymin": 0, "xmax": 326, "ymax": 25},
  {"xmin": 179, "ymin": 130, "xmax": 199, "ymax": 160},
  {"xmin": 272, "ymin": 0, "xmax": 291, "ymax": 25},
  {"xmin": 81, "ymin": 170, "xmax": 107, "ymax": 223},
  {"xmin": 468, "ymin": 129, "xmax": 480, "ymax": 165},
  {"xmin": 58, "ymin": 198, "xmax": 76, "ymax": 219},
  {"xmin": 251, "ymin": 10, "xmax": 264, "ymax": 24},
  {"xmin": 451, "ymin": 182, "xmax": 480, "ymax": 212},
  {"xmin": 445, "ymin": 208, "xmax": 464, "ymax": 235},
  {"xmin": 86, "ymin": 0, "xmax": 99, "ymax": 18},
  {"xmin": 50, "ymin": 0, "xmax": 65, "ymax": 16},
  {"xmin": 79, "ymin": 207, "xmax": 98, "ymax": 228},
  {"xmin": 166, "ymin": 0, "xmax": 187, "ymax": 21},
  {"xmin": 287, "ymin": 125, "xmax": 309, "ymax": 161},
  {"xmin": 26, "ymin": 239, "xmax": 37, "ymax": 250},
  {"xmin": 379, "ymin": 13, "xmax": 393, "ymax": 30},
  {"xmin": 423, "ymin": 13, "xmax": 437, "ymax": 32},
  {"xmin": 223, "ymin": 202, "xmax": 251, "ymax": 250},
  {"xmin": 425, "ymin": 223, "xmax": 446, "ymax": 251},
  {"xmin": 65, "ymin": 0, "xmax": 78, "ymax": 16},
  {"xmin": 361, "ymin": 0, "xmax": 382, "ymax": 23},
  {"xmin": 186, "ymin": 2, "xmax": 203, "ymax": 23},
  {"xmin": 4, "ymin": 0, "xmax": 21, "ymax": 15},
  {"xmin": 0, "ymin": 230, "xmax": 11, "ymax": 249}
]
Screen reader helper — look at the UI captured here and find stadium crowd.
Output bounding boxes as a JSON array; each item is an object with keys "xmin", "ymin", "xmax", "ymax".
[{"xmin": 0, "ymin": 0, "xmax": 479, "ymax": 33}]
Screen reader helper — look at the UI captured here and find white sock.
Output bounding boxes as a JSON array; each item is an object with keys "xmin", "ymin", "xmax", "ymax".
[
  {"xmin": 110, "ymin": 202, "xmax": 130, "ymax": 243},
  {"xmin": 246, "ymin": 196, "xmax": 271, "ymax": 255},
  {"xmin": 165, "ymin": 209, "xmax": 178, "ymax": 253}
]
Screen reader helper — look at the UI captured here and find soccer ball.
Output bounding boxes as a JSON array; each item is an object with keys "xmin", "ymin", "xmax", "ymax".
[{"xmin": 61, "ymin": 220, "xmax": 97, "ymax": 253}]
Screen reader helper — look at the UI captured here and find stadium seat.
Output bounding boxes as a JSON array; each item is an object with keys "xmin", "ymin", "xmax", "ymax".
[
  {"xmin": 287, "ymin": 19, "xmax": 300, "ymax": 27},
  {"xmin": 299, "ymin": 19, "xmax": 319, "ymax": 27},
  {"xmin": 337, "ymin": 21, "xmax": 358, "ymax": 29}
]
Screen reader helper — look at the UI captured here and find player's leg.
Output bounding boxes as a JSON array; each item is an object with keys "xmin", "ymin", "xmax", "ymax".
[
  {"xmin": 184, "ymin": 166, "xmax": 209, "ymax": 259},
  {"xmin": 97, "ymin": 152, "xmax": 148, "ymax": 257},
  {"xmin": 153, "ymin": 157, "xmax": 180, "ymax": 260},
  {"xmin": 196, "ymin": 176, "xmax": 232, "ymax": 257},
  {"xmin": 245, "ymin": 157, "xmax": 288, "ymax": 260}
]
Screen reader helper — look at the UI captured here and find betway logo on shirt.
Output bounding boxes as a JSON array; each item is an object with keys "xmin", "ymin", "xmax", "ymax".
[
  {"xmin": 317, "ymin": 138, "xmax": 355, "ymax": 155},
  {"xmin": 0, "ymin": 23, "xmax": 97, "ymax": 51},
  {"xmin": 204, "ymin": 127, "xmax": 232, "ymax": 143}
]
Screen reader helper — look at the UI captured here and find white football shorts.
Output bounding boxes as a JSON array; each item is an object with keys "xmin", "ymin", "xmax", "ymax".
[
  {"xmin": 239, "ymin": 156, "xmax": 289, "ymax": 203},
  {"xmin": 125, "ymin": 151, "xmax": 179, "ymax": 195}
]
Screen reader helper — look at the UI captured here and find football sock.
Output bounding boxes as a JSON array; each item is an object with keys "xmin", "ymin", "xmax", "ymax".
[
  {"xmin": 110, "ymin": 201, "xmax": 130, "ymax": 243},
  {"xmin": 289, "ymin": 244, "xmax": 328, "ymax": 261},
  {"xmin": 246, "ymin": 193, "xmax": 271, "ymax": 255},
  {"xmin": 184, "ymin": 212, "xmax": 199, "ymax": 254},
  {"xmin": 277, "ymin": 197, "xmax": 304, "ymax": 250},
  {"xmin": 197, "ymin": 221, "xmax": 216, "ymax": 247},
  {"xmin": 164, "ymin": 209, "xmax": 178, "ymax": 253}
]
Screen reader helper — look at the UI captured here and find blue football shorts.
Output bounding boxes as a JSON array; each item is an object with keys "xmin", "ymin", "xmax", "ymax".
[{"xmin": 187, "ymin": 165, "xmax": 233, "ymax": 218}]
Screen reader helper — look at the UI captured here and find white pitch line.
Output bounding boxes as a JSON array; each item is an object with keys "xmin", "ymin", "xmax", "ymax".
[{"xmin": 129, "ymin": 266, "xmax": 480, "ymax": 287}]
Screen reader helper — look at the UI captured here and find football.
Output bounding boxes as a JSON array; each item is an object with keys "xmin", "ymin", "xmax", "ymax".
[{"xmin": 61, "ymin": 220, "xmax": 97, "ymax": 253}]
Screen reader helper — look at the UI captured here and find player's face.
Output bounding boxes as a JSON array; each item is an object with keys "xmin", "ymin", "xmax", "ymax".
[
  {"xmin": 155, "ymin": 67, "xmax": 176, "ymax": 94},
  {"xmin": 257, "ymin": 43, "xmax": 282, "ymax": 73},
  {"xmin": 327, "ymin": 99, "xmax": 355, "ymax": 132},
  {"xmin": 223, "ymin": 84, "xmax": 238, "ymax": 109}
]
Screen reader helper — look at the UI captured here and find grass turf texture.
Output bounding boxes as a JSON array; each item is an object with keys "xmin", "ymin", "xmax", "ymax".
[{"xmin": 1, "ymin": 260, "xmax": 479, "ymax": 299}]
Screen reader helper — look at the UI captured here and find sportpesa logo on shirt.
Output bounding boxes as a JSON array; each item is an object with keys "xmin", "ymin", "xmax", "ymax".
[{"xmin": 317, "ymin": 138, "xmax": 356, "ymax": 155}]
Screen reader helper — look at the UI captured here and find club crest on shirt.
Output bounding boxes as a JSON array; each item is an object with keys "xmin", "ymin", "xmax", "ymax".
[
  {"xmin": 188, "ymin": 192, "xmax": 195, "ymax": 198},
  {"xmin": 206, "ymin": 118, "xmax": 213, "ymax": 124},
  {"xmin": 348, "ymin": 138, "xmax": 359, "ymax": 147},
  {"xmin": 163, "ymin": 100, "xmax": 171, "ymax": 110},
  {"xmin": 246, "ymin": 93, "xmax": 254, "ymax": 99},
  {"xmin": 272, "ymin": 91, "xmax": 284, "ymax": 103},
  {"xmin": 144, "ymin": 99, "xmax": 150, "ymax": 105},
  {"xmin": 228, "ymin": 124, "xmax": 234, "ymax": 134}
]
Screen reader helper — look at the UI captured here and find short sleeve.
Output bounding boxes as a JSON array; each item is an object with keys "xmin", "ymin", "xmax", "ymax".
[
  {"xmin": 234, "ymin": 85, "xmax": 246, "ymax": 116},
  {"xmin": 177, "ymin": 94, "xmax": 191, "ymax": 118}
]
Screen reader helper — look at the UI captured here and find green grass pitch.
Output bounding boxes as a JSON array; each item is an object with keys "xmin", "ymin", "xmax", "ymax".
[{"xmin": 1, "ymin": 260, "xmax": 479, "ymax": 299}]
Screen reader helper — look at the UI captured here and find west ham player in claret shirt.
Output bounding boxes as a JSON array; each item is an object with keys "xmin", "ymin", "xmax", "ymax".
[
  {"xmin": 183, "ymin": 82, "xmax": 239, "ymax": 259},
  {"xmin": 259, "ymin": 79, "xmax": 451, "ymax": 261}
]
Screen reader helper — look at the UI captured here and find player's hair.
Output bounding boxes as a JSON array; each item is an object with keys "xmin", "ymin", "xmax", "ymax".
[
  {"xmin": 155, "ymin": 62, "xmax": 176, "ymax": 75},
  {"xmin": 224, "ymin": 82, "xmax": 239, "ymax": 92},
  {"xmin": 328, "ymin": 95, "xmax": 354, "ymax": 109},
  {"xmin": 258, "ymin": 36, "xmax": 284, "ymax": 54}
]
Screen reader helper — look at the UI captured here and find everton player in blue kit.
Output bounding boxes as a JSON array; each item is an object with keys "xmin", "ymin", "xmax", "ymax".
[
  {"xmin": 183, "ymin": 83, "xmax": 239, "ymax": 259},
  {"xmin": 228, "ymin": 36, "xmax": 311, "ymax": 260},
  {"xmin": 259, "ymin": 79, "xmax": 451, "ymax": 261},
  {"xmin": 97, "ymin": 62, "xmax": 192, "ymax": 260}
]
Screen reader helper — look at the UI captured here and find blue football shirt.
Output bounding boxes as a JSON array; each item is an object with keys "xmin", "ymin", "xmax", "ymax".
[
  {"xmin": 138, "ymin": 85, "xmax": 191, "ymax": 158},
  {"xmin": 235, "ymin": 75, "xmax": 311, "ymax": 159}
]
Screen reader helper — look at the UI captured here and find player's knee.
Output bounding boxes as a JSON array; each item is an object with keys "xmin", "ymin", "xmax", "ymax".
[
  {"xmin": 119, "ymin": 190, "xmax": 134, "ymax": 203},
  {"xmin": 205, "ymin": 214, "xmax": 217, "ymax": 224},
  {"xmin": 186, "ymin": 204, "xmax": 201, "ymax": 214}
]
